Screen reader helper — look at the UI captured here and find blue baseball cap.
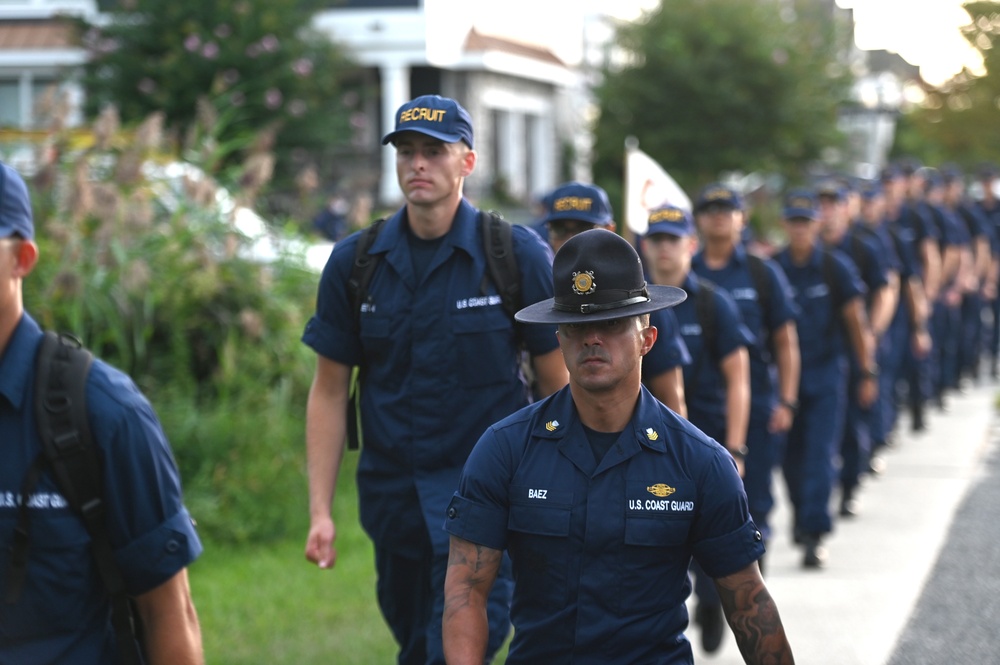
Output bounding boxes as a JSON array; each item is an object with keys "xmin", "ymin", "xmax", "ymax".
[
  {"xmin": 694, "ymin": 183, "xmax": 744, "ymax": 212},
  {"xmin": 0, "ymin": 161, "xmax": 33, "ymax": 239},
  {"xmin": 815, "ymin": 179, "xmax": 847, "ymax": 201},
  {"xmin": 381, "ymin": 95, "xmax": 474, "ymax": 148},
  {"xmin": 859, "ymin": 181, "xmax": 883, "ymax": 201},
  {"xmin": 645, "ymin": 204, "xmax": 695, "ymax": 237},
  {"xmin": 783, "ymin": 189, "xmax": 819, "ymax": 221},
  {"xmin": 542, "ymin": 182, "xmax": 614, "ymax": 227}
]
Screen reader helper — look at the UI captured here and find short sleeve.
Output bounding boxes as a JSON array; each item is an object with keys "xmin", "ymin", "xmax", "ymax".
[
  {"xmin": 711, "ymin": 288, "xmax": 755, "ymax": 360},
  {"xmin": 301, "ymin": 231, "xmax": 365, "ymax": 365},
  {"xmin": 444, "ymin": 426, "xmax": 514, "ymax": 550},
  {"xmin": 763, "ymin": 260, "xmax": 799, "ymax": 331}
]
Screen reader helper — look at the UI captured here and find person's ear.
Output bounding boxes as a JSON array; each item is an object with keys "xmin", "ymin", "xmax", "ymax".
[
  {"xmin": 640, "ymin": 324, "xmax": 658, "ymax": 356},
  {"xmin": 14, "ymin": 239, "xmax": 38, "ymax": 278}
]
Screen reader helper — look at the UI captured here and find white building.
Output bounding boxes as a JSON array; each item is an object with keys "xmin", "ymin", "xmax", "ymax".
[
  {"xmin": 313, "ymin": 0, "xmax": 584, "ymax": 207},
  {"xmin": 0, "ymin": 0, "xmax": 93, "ymax": 130}
]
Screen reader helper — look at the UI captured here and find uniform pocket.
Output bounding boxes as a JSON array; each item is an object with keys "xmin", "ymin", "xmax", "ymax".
[
  {"xmin": 507, "ymin": 497, "xmax": 572, "ymax": 611},
  {"xmin": 450, "ymin": 308, "xmax": 516, "ymax": 388}
]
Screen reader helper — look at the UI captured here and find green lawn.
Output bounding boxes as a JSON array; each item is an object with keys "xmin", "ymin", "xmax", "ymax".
[{"xmin": 190, "ymin": 453, "xmax": 511, "ymax": 664}]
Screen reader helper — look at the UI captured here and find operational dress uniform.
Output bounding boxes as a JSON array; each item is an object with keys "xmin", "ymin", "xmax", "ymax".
[
  {"xmin": 774, "ymin": 233, "xmax": 866, "ymax": 545},
  {"xmin": 445, "ymin": 385, "xmax": 763, "ymax": 664},
  {"xmin": 834, "ymin": 223, "xmax": 889, "ymax": 507},
  {"xmin": 0, "ymin": 313, "xmax": 202, "ymax": 664},
  {"xmin": 302, "ymin": 198, "xmax": 558, "ymax": 664},
  {"xmin": 642, "ymin": 306, "xmax": 691, "ymax": 385},
  {"xmin": 691, "ymin": 244, "xmax": 798, "ymax": 542}
]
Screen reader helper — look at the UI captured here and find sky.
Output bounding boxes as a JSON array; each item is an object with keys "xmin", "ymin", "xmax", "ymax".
[{"xmin": 468, "ymin": 0, "xmax": 984, "ymax": 87}]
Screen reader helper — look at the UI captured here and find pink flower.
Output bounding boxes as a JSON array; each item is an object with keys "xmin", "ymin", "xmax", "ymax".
[
  {"xmin": 260, "ymin": 34, "xmax": 279, "ymax": 52},
  {"xmin": 214, "ymin": 24, "xmax": 231, "ymax": 39},
  {"xmin": 201, "ymin": 42, "xmax": 219, "ymax": 59},
  {"xmin": 184, "ymin": 34, "xmax": 201, "ymax": 52},
  {"xmin": 264, "ymin": 88, "xmax": 283, "ymax": 110},
  {"xmin": 292, "ymin": 58, "xmax": 313, "ymax": 77},
  {"xmin": 245, "ymin": 43, "xmax": 261, "ymax": 58},
  {"xmin": 288, "ymin": 99, "xmax": 307, "ymax": 117}
]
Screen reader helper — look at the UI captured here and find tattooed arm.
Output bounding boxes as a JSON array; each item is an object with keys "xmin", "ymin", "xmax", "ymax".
[
  {"xmin": 715, "ymin": 563, "xmax": 794, "ymax": 665},
  {"xmin": 443, "ymin": 535, "xmax": 503, "ymax": 665}
]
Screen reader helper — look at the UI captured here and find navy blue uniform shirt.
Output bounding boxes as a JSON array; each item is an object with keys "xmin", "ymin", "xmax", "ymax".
[
  {"xmin": 0, "ymin": 314, "xmax": 202, "ymax": 664},
  {"xmin": 691, "ymin": 245, "xmax": 799, "ymax": 412},
  {"xmin": 641, "ymin": 306, "xmax": 691, "ymax": 381},
  {"xmin": 302, "ymin": 199, "xmax": 558, "ymax": 551},
  {"xmin": 445, "ymin": 385, "xmax": 763, "ymax": 664},
  {"xmin": 673, "ymin": 273, "xmax": 754, "ymax": 432},
  {"xmin": 774, "ymin": 245, "xmax": 866, "ymax": 387}
]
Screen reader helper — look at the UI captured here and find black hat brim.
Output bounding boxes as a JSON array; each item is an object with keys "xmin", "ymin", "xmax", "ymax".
[{"xmin": 514, "ymin": 284, "xmax": 687, "ymax": 325}]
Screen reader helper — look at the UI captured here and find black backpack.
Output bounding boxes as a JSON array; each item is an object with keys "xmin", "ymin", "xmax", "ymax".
[
  {"xmin": 344, "ymin": 211, "xmax": 523, "ymax": 449},
  {"xmin": 4, "ymin": 332, "xmax": 145, "ymax": 665}
]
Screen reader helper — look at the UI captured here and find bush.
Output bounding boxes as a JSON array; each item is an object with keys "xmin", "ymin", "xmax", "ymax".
[{"xmin": 18, "ymin": 112, "xmax": 320, "ymax": 543}]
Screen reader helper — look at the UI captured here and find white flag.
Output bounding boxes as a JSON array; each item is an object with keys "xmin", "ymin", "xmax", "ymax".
[{"xmin": 624, "ymin": 139, "xmax": 691, "ymax": 236}]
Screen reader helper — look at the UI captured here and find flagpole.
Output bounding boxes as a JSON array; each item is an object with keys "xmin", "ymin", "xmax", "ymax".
[{"xmin": 623, "ymin": 135, "xmax": 639, "ymax": 246}]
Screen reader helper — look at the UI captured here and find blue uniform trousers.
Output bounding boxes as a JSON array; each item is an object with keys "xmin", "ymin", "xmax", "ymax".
[
  {"xmin": 783, "ymin": 360, "xmax": 847, "ymax": 536},
  {"xmin": 743, "ymin": 404, "xmax": 783, "ymax": 542},
  {"xmin": 959, "ymin": 292, "xmax": 983, "ymax": 379},
  {"xmin": 839, "ymin": 363, "xmax": 871, "ymax": 491}
]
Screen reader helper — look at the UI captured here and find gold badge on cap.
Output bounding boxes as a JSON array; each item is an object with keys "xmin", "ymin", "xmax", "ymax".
[
  {"xmin": 572, "ymin": 270, "xmax": 596, "ymax": 295},
  {"xmin": 545, "ymin": 420, "xmax": 560, "ymax": 432}
]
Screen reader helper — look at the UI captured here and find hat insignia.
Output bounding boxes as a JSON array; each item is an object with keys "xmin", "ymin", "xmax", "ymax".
[{"xmin": 572, "ymin": 271, "xmax": 596, "ymax": 295}]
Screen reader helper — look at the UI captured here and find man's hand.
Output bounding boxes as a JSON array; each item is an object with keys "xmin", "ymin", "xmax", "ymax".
[{"xmin": 305, "ymin": 516, "xmax": 337, "ymax": 569}]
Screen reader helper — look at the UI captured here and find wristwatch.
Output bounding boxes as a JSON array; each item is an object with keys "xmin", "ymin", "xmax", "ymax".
[{"xmin": 728, "ymin": 445, "xmax": 750, "ymax": 460}]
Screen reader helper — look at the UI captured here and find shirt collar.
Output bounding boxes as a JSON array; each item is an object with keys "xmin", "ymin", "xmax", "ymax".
[{"xmin": 0, "ymin": 312, "xmax": 42, "ymax": 410}]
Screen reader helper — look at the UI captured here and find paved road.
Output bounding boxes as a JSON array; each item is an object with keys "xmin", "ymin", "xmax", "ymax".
[{"xmin": 687, "ymin": 380, "xmax": 999, "ymax": 664}]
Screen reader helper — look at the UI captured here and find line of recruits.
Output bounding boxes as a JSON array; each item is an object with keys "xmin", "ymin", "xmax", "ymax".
[{"xmin": 528, "ymin": 163, "xmax": 1000, "ymax": 655}]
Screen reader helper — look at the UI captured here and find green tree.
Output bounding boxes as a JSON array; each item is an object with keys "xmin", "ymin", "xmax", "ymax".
[
  {"xmin": 77, "ymin": 0, "xmax": 362, "ymax": 193},
  {"xmin": 891, "ymin": 2, "xmax": 1000, "ymax": 169},
  {"xmin": 592, "ymin": 0, "xmax": 852, "ymax": 210}
]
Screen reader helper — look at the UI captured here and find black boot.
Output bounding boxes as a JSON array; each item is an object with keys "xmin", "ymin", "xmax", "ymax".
[
  {"xmin": 802, "ymin": 534, "xmax": 828, "ymax": 569},
  {"xmin": 695, "ymin": 602, "xmax": 725, "ymax": 653}
]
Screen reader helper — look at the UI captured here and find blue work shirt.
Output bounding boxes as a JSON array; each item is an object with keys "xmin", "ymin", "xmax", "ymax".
[
  {"xmin": 641, "ymin": 306, "xmax": 691, "ymax": 381},
  {"xmin": 773, "ymin": 245, "xmax": 866, "ymax": 391},
  {"xmin": 302, "ymin": 199, "xmax": 559, "ymax": 552},
  {"xmin": 0, "ymin": 314, "xmax": 202, "ymax": 665},
  {"xmin": 838, "ymin": 229, "xmax": 889, "ymax": 307},
  {"xmin": 445, "ymin": 385, "xmax": 763, "ymax": 664},
  {"xmin": 691, "ymin": 245, "xmax": 799, "ymax": 412},
  {"xmin": 673, "ymin": 273, "xmax": 754, "ymax": 435}
]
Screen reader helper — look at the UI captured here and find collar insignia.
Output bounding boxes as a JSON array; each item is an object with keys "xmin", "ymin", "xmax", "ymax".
[
  {"xmin": 645, "ymin": 427, "xmax": 659, "ymax": 441},
  {"xmin": 545, "ymin": 420, "xmax": 560, "ymax": 432}
]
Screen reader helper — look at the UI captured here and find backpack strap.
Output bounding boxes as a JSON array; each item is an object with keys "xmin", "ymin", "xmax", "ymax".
[
  {"xmin": 688, "ymin": 278, "xmax": 719, "ymax": 386},
  {"xmin": 745, "ymin": 253, "xmax": 771, "ymax": 325},
  {"xmin": 479, "ymin": 210, "xmax": 522, "ymax": 321},
  {"xmin": 348, "ymin": 217, "xmax": 388, "ymax": 332},
  {"xmin": 32, "ymin": 332, "xmax": 146, "ymax": 665},
  {"xmin": 345, "ymin": 219, "xmax": 387, "ymax": 451}
]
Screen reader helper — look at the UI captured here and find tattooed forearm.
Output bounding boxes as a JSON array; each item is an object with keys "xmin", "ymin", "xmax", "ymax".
[
  {"xmin": 715, "ymin": 571, "xmax": 795, "ymax": 665},
  {"xmin": 444, "ymin": 537, "xmax": 502, "ymax": 618}
]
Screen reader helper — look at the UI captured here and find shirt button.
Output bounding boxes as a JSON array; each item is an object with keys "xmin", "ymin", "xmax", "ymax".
[
  {"xmin": 754, "ymin": 531, "xmax": 763, "ymax": 542},
  {"xmin": 165, "ymin": 539, "xmax": 180, "ymax": 553},
  {"xmin": 447, "ymin": 507, "xmax": 457, "ymax": 519}
]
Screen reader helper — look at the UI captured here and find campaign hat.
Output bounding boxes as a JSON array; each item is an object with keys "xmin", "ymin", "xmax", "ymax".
[
  {"xmin": 645, "ymin": 204, "xmax": 695, "ymax": 237},
  {"xmin": 514, "ymin": 229, "xmax": 686, "ymax": 324},
  {"xmin": 381, "ymin": 95, "xmax": 474, "ymax": 148},
  {"xmin": 0, "ymin": 161, "xmax": 33, "ymax": 239},
  {"xmin": 542, "ymin": 182, "xmax": 614, "ymax": 227}
]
